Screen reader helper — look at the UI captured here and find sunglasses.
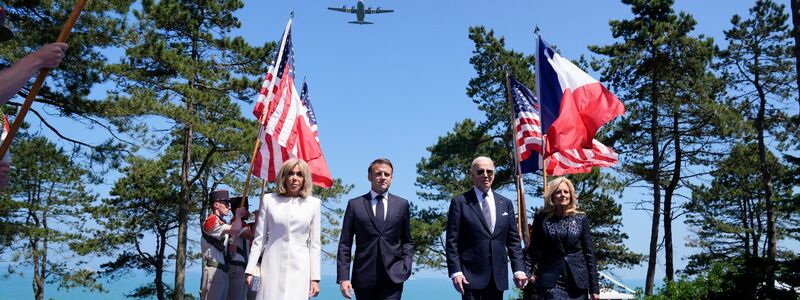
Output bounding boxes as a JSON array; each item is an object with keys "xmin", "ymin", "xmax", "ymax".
[{"xmin": 476, "ymin": 169, "xmax": 494, "ymax": 176}]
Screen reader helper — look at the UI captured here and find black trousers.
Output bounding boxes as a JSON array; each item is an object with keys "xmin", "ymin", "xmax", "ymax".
[
  {"xmin": 354, "ymin": 256, "xmax": 404, "ymax": 300},
  {"xmin": 462, "ymin": 275, "xmax": 503, "ymax": 300}
]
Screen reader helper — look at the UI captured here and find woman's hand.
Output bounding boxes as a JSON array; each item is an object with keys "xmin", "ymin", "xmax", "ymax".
[
  {"xmin": 308, "ymin": 280, "xmax": 320, "ymax": 297},
  {"xmin": 590, "ymin": 293, "xmax": 600, "ymax": 300},
  {"xmin": 246, "ymin": 275, "xmax": 253, "ymax": 287}
]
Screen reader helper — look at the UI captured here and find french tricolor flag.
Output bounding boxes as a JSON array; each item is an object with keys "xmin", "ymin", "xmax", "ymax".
[{"xmin": 537, "ymin": 36, "xmax": 625, "ymax": 157}]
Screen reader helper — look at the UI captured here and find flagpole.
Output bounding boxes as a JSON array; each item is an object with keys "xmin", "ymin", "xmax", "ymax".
[
  {"xmin": 533, "ymin": 30, "xmax": 549, "ymax": 200},
  {"xmin": 542, "ymin": 135, "xmax": 548, "ymax": 195},
  {"xmin": 0, "ymin": 0, "xmax": 87, "ymax": 159},
  {"xmin": 502, "ymin": 67, "xmax": 529, "ymax": 246},
  {"xmin": 242, "ymin": 15, "xmax": 293, "ymax": 205}
]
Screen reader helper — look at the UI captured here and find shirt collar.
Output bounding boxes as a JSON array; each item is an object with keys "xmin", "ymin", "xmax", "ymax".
[
  {"xmin": 473, "ymin": 186, "xmax": 492, "ymax": 200},
  {"xmin": 370, "ymin": 190, "xmax": 388, "ymax": 200}
]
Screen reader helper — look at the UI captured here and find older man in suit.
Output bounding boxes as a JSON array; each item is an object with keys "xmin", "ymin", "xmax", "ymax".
[
  {"xmin": 337, "ymin": 158, "xmax": 414, "ymax": 300},
  {"xmin": 446, "ymin": 156, "xmax": 528, "ymax": 300}
]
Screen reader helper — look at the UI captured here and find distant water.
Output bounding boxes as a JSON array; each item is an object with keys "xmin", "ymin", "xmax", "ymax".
[{"xmin": 3, "ymin": 273, "xmax": 647, "ymax": 299}]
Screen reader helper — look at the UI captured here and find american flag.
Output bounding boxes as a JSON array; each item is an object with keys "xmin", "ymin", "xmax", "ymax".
[
  {"xmin": 509, "ymin": 77, "xmax": 543, "ymax": 166},
  {"xmin": 251, "ymin": 24, "xmax": 332, "ymax": 188},
  {"xmin": 508, "ymin": 76, "xmax": 619, "ymax": 176},
  {"xmin": 253, "ymin": 29, "xmax": 294, "ymax": 123},
  {"xmin": 300, "ymin": 81, "xmax": 319, "ymax": 140}
]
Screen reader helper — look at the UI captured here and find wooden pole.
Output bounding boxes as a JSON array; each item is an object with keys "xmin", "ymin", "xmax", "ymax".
[
  {"xmin": 241, "ymin": 16, "xmax": 293, "ymax": 205},
  {"xmin": 542, "ymin": 135, "xmax": 548, "ymax": 196},
  {"xmin": 0, "ymin": 0, "xmax": 88, "ymax": 159},
  {"xmin": 503, "ymin": 69, "xmax": 529, "ymax": 246}
]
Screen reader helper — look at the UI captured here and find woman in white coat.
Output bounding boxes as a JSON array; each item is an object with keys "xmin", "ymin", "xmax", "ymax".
[{"xmin": 245, "ymin": 158, "xmax": 321, "ymax": 299}]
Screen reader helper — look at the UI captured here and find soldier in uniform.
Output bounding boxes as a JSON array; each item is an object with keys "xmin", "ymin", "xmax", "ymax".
[
  {"xmin": 201, "ymin": 189, "xmax": 247, "ymax": 300},
  {"xmin": 227, "ymin": 196, "xmax": 254, "ymax": 300}
]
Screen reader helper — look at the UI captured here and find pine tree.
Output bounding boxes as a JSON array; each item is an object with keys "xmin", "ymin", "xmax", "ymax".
[
  {"xmin": 684, "ymin": 143, "xmax": 797, "ymax": 298},
  {"xmin": 0, "ymin": 136, "xmax": 104, "ymax": 300},
  {"xmin": 0, "ymin": 1, "xmax": 133, "ymax": 156},
  {"xmin": 589, "ymin": 0, "xmax": 734, "ymax": 292},
  {"xmin": 101, "ymin": 1, "xmax": 274, "ymax": 298},
  {"xmin": 718, "ymin": 0, "xmax": 797, "ymax": 293}
]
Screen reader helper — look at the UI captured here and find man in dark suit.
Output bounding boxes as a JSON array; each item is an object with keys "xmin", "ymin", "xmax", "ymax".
[
  {"xmin": 446, "ymin": 156, "xmax": 528, "ymax": 300},
  {"xmin": 337, "ymin": 158, "xmax": 414, "ymax": 300}
]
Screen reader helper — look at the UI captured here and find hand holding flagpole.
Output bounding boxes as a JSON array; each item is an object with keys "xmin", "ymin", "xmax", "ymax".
[{"xmin": 0, "ymin": 0, "xmax": 87, "ymax": 160}]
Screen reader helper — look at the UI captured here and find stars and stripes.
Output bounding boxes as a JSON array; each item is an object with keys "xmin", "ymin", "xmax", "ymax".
[
  {"xmin": 300, "ymin": 81, "xmax": 319, "ymax": 140},
  {"xmin": 510, "ymin": 77, "xmax": 543, "ymax": 161},
  {"xmin": 508, "ymin": 75, "xmax": 620, "ymax": 176},
  {"xmin": 251, "ymin": 23, "xmax": 332, "ymax": 188}
]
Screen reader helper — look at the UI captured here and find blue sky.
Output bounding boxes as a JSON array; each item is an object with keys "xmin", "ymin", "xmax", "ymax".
[
  {"xmin": 16, "ymin": 0, "xmax": 797, "ymax": 287},
  {"xmin": 220, "ymin": 0, "xmax": 795, "ymax": 281}
]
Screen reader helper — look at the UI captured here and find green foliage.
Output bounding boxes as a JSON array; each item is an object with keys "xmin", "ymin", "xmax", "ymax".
[
  {"xmin": 0, "ymin": 1, "xmax": 134, "ymax": 161},
  {"xmin": 719, "ymin": 0, "xmax": 795, "ymax": 147},
  {"xmin": 0, "ymin": 136, "xmax": 105, "ymax": 297},
  {"xmin": 315, "ymin": 179, "xmax": 355, "ymax": 260},
  {"xmin": 684, "ymin": 143, "xmax": 796, "ymax": 274},
  {"xmin": 413, "ymin": 26, "xmax": 640, "ymax": 272},
  {"xmin": 571, "ymin": 170, "xmax": 644, "ymax": 269},
  {"xmin": 96, "ymin": 1, "xmax": 276, "ymax": 298},
  {"xmin": 590, "ymin": 0, "xmax": 737, "ymax": 288}
]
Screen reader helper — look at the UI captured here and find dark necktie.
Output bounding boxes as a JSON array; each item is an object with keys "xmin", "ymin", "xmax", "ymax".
[
  {"xmin": 375, "ymin": 194, "xmax": 385, "ymax": 229},
  {"xmin": 481, "ymin": 192, "xmax": 493, "ymax": 233}
]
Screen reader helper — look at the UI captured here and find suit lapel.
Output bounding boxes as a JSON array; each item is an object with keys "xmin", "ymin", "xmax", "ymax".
[
  {"xmin": 381, "ymin": 193, "xmax": 400, "ymax": 233},
  {"xmin": 465, "ymin": 189, "xmax": 492, "ymax": 234},
  {"xmin": 361, "ymin": 193, "xmax": 380, "ymax": 230}
]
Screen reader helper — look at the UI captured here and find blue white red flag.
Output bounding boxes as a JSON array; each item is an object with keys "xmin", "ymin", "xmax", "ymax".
[
  {"xmin": 252, "ymin": 24, "xmax": 332, "ymax": 188},
  {"xmin": 536, "ymin": 36, "xmax": 625, "ymax": 156},
  {"xmin": 509, "ymin": 71, "xmax": 620, "ymax": 175}
]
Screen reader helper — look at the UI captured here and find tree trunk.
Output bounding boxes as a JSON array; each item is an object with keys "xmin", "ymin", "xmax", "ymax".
[
  {"xmin": 663, "ymin": 110, "xmax": 681, "ymax": 283},
  {"xmin": 645, "ymin": 61, "xmax": 662, "ymax": 296},
  {"xmin": 741, "ymin": 198, "xmax": 751, "ymax": 261},
  {"xmin": 32, "ymin": 235, "xmax": 44, "ymax": 300},
  {"xmin": 791, "ymin": 0, "xmax": 800, "ymax": 108},
  {"xmin": 173, "ymin": 123, "xmax": 193, "ymax": 300},
  {"xmin": 156, "ymin": 227, "xmax": 167, "ymax": 300},
  {"xmin": 755, "ymin": 71, "xmax": 776, "ymax": 293}
]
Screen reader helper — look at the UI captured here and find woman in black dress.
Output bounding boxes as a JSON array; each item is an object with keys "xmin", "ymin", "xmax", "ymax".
[{"xmin": 527, "ymin": 177, "xmax": 599, "ymax": 300}]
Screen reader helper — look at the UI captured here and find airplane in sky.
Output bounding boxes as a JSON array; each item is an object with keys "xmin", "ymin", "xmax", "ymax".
[{"xmin": 328, "ymin": 0, "xmax": 394, "ymax": 25}]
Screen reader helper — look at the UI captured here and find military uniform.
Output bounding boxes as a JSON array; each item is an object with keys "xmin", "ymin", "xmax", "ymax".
[
  {"xmin": 227, "ymin": 218, "xmax": 249, "ymax": 300},
  {"xmin": 201, "ymin": 213, "xmax": 230, "ymax": 300},
  {"xmin": 201, "ymin": 190, "xmax": 233, "ymax": 300}
]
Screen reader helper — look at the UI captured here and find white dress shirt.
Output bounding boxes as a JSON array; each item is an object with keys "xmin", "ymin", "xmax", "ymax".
[{"xmin": 369, "ymin": 190, "xmax": 389, "ymax": 220}]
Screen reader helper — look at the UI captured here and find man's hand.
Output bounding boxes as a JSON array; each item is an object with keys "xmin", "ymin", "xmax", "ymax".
[
  {"xmin": 30, "ymin": 43, "xmax": 68, "ymax": 69},
  {"xmin": 246, "ymin": 274, "xmax": 253, "ymax": 287},
  {"xmin": 513, "ymin": 272, "xmax": 528, "ymax": 289},
  {"xmin": 339, "ymin": 280, "xmax": 353, "ymax": 299},
  {"xmin": 590, "ymin": 293, "xmax": 600, "ymax": 300},
  {"xmin": 0, "ymin": 160, "xmax": 9, "ymax": 190},
  {"xmin": 452, "ymin": 274, "xmax": 469, "ymax": 294},
  {"xmin": 235, "ymin": 207, "xmax": 249, "ymax": 219},
  {"xmin": 309, "ymin": 280, "xmax": 320, "ymax": 297}
]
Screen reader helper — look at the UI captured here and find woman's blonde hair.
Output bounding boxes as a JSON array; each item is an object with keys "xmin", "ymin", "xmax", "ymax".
[
  {"xmin": 540, "ymin": 177, "xmax": 582, "ymax": 217},
  {"xmin": 275, "ymin": 158, "xmax": 313, "ymax": 198}
]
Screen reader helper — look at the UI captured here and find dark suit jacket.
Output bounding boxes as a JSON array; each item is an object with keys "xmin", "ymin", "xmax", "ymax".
[
  {"xmin": 526, "ymin": 211, "xmax": 599, "ymax": 294},
  {"xmin": 336, "ymin": 192, "xmax": 414, "ymax": 289},
  {"xmin": 445, "ymin": 188, "xmax": 525, "ymax": 291}
]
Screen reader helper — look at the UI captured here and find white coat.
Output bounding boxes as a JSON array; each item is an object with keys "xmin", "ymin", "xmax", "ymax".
[{"xmin": 245, "ymin": 193, "xmax": 321, "ymax": 300}]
